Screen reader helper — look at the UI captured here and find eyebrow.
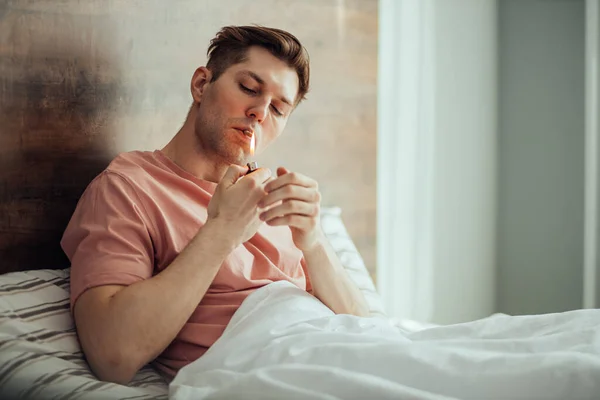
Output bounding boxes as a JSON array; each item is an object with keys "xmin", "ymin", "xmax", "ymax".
[{"xmin": 240, "ymin": 70, "xmax": 294, "ymax": 107}]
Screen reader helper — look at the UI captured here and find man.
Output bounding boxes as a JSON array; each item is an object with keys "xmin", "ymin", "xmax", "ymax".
[{"xmin": 61, "ymin": 25, "xmax": 369, "ymax": 385}]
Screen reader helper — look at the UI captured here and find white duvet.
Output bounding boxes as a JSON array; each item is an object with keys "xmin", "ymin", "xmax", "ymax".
[{"xmin": 169, "ymin": 281, "xmax": 600, "ymax": 400}]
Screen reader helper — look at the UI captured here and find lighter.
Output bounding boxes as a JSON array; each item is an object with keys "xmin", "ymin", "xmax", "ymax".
[
  {"xmin": 245, "ymin": 130, "xmax": 258, "ymax": 174},
  {"xmin": 246, "ymin": 161, "xmax": 259, "ymax": 174}
]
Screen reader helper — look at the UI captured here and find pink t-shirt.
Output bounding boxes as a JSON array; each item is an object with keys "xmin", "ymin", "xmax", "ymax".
[{"xmin": 60, "ymin": 150, "xmax": 311, "ymax": 377}]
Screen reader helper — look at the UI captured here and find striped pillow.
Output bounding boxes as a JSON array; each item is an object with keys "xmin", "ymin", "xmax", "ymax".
[
  {"xmin": 320, "ymin": 207, "xmax": 386, "ymax": 317},
  {"xmin": 0, "ymin": 269, "xmax": 168, "ymax": 400}
]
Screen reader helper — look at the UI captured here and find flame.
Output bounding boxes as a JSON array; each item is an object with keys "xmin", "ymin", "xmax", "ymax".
[{"xmin": 250, "ymin": 133, "xmax": 255, "ymax": 156}]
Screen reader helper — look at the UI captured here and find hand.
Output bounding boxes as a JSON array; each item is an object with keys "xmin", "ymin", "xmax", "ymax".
[
  {"xmin": 258, "ymin": 167, "xmax": 323, "ymax": 251},
  {"xmin": 207, "ymin": 165, "xmax": 272, "ymax": 246}
]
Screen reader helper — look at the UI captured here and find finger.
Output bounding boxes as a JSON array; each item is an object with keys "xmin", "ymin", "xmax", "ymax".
[
  {"xmin": 266, "ymin": 214, "xmax": 317, "ymax": 229},
  {"xmin": 260, "ymin": 200, "xmax": 318, "ymax": 222},
  {"xmin": 259, "ymin": 185, "xmax": 320, "ymax": 208},
  {"xmin": 259, "ymin": 198, "xmax": 282, "ymax": 212},
  {"xmin": 277, "ymin": 166, "xmax": 289, "ymax": 177},
  {"xmin": 265, "ymin": 170, "xmax": 316, "ymax": 192},
  {"xmin": 219, "ymin": 164, "xmax": 249, "ymax": 189},
  {"xmin": 241, "ymin": 167, "xmax": 272, "ymax": 186}
]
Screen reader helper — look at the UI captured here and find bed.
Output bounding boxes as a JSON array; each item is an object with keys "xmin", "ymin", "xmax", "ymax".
[
  {"xmin": 2, "ymin": 3, "xmax": 600, "ymax": 396},
  {"xmin": 0, "ymin": 207, "xmax": 388, "ymax": 399},
  {"xmin": 4, "ymin": 210, "xmax": 600, "ymax": 400}
]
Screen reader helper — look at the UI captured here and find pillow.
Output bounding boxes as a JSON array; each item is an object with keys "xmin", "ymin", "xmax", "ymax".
[
  {"xmin": 0, "ymin": 269, "xmax": 168, "ymax": 400},
  {"xmin": 320, "ymin": 207, "xmax": 386, "ymax": 317}
]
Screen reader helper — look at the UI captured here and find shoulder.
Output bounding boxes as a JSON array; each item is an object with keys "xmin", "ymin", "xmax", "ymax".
[
  {"xmin": 80, "ymin": 150, "xmax": 164, "ymax": 198},
  {"xmin": 77, "ymin": 151, "xmax": 160, "ymax": 210},
  {"xmin": 105, "ymin": 151, "xmax": 158, "ymax": 183}
]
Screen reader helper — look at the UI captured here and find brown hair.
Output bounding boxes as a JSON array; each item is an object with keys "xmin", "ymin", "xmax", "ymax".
[{"xmin": 206, "ymin": 25, "xmax": 310, "ymax": 105}]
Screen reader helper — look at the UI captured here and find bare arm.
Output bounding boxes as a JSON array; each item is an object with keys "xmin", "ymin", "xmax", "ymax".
[
  {"xmin": 74, "ymin": 218, "xmax": 234, "ymax": 384},
  {"xmin": 301, "ymin": 233, "xmax": 370, "ymax": 317},
  {"xmin": 73, "ymin": 166, "xmax": 272, "ymax": 384}
]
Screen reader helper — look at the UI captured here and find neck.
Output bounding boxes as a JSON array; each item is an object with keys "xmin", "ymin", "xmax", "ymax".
[{"xmin": 161, "ymin": 105, "xmax": 228, "ymax": 183}]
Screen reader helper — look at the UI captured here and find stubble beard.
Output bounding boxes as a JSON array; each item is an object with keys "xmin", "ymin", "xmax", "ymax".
[{"xmin": 194, "ymin": 110, "xmax": 246, "ymax": 167}]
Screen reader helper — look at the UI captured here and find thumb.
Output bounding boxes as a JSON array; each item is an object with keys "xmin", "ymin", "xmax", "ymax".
[
  {"xmin": 219, "ymin": 164, "xmax": 247, "ymax": 189},
  {"xmin": 277, "ymin": 166, "xmax": 290, "ymax": 177}
]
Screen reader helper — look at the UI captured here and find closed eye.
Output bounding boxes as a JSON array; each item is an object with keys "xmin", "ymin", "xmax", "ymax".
[
  {"xmin": 271, "ymin": 105, "xmax": 283, "ymax": 116},
  {"xmin": 240, "ymin": 84, "xmax": 257, "ymax": 95},
  {"xmin": 240, "ymin": 83, "xmax": 284, "ymax": 117}
]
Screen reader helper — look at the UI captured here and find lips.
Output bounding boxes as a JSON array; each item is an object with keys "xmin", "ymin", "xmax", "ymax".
[{"xmin": 233, "ymin": 126, "xmax": 254, "ymax": 137}]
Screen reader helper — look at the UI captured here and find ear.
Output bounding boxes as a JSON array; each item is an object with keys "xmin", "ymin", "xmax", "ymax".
[{"xmin": 190, "ymin": 67, "xmax": 212, "ymax": 104}]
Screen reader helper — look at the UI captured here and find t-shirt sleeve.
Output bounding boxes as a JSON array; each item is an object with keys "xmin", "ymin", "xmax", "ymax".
[{"xmin": 61, "ymin": 171, "xmax": 154, "ymax": 311}]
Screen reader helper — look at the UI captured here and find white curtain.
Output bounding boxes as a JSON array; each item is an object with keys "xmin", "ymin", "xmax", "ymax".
[
  {"xmin": 377, "ymin": 0, "xmax": 498, "ymax": 323},
  {"xmin": 377, "ymin": 0, "xmax": 437, "ymax": 321}
]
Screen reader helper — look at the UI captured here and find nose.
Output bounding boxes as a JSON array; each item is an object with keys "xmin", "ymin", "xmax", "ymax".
[{"xmin": 246, "ymin": 100, "xmax": 269, "ymax": 123}]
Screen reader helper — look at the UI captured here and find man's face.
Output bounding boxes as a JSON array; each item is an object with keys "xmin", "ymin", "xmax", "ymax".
[{"xmin": 192, "ymin": 46, "xmax": 299, "ymax": 166}]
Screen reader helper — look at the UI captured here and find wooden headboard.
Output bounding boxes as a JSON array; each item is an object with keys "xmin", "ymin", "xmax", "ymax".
[
  {"xmin": 0, "ymin": 8, "xmax": 121, "ymax": 273},
  {"xmin": 0, "ymin": 1, "xmax": 378, "ymax": 277}
]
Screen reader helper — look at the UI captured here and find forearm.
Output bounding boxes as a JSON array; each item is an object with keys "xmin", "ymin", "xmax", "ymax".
[
  {"xmin": 302, "ymin": 233, "xmax": 370, "ymax": 317},
  {"xmin": 82, "ymin": 218, "xmax": 235, "ymax": 381}
]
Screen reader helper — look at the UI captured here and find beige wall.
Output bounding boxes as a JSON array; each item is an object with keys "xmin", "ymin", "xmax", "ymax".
[{"xmin": 0, "ymin": 0, "xmax": 378, "ymax": 277}]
